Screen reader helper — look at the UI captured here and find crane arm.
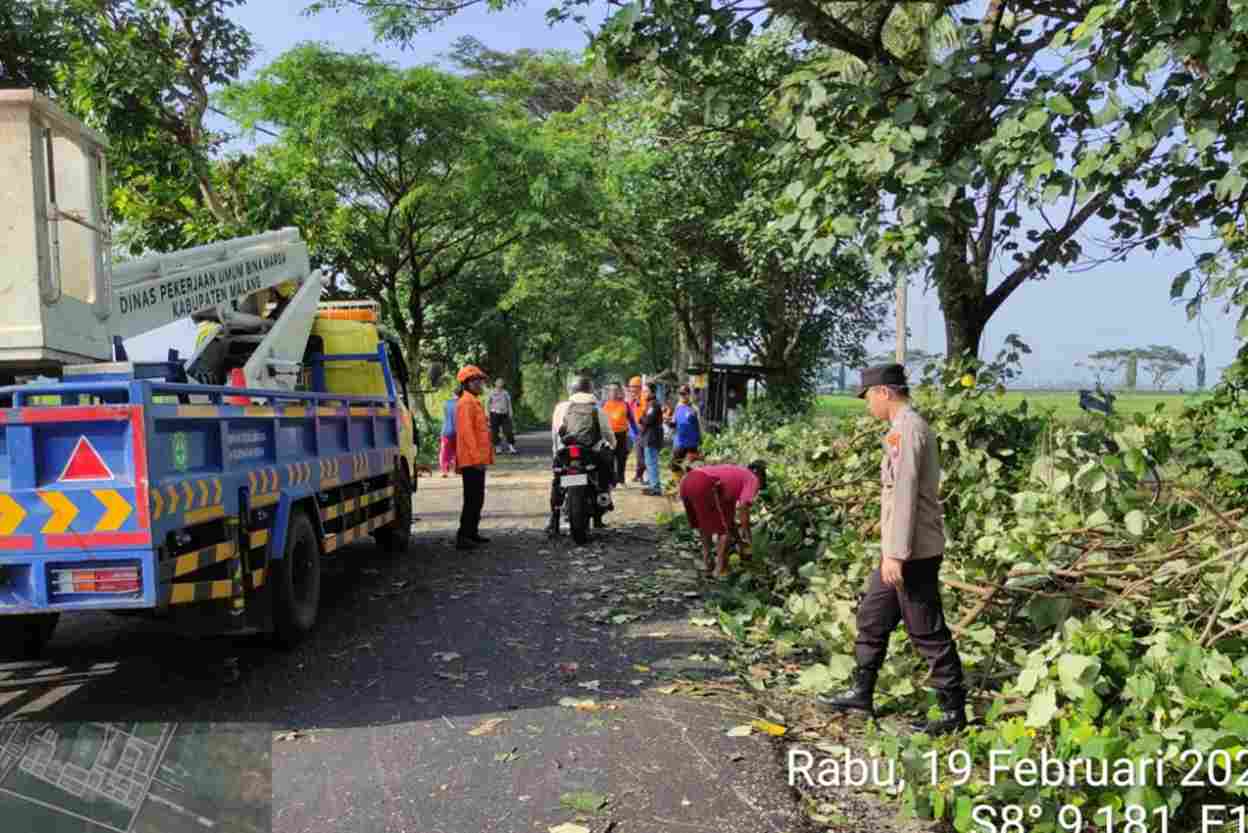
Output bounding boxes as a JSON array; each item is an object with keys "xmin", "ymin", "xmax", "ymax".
[{"xmin": 109, "ymin": 228, "xmax": 312, "ymax": 341}]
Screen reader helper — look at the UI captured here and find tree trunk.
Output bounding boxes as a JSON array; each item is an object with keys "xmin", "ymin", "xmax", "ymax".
[
  {"xmin": 406, "ymin": 289, "xmax": 432, "ymax": 421},
  {"xmin": 934, "ymin": 223, "xmax": 989, "ymax": 361},
  {"xmin": 484, "ymin": 315, "xmax": 523, "ymax": 416}
]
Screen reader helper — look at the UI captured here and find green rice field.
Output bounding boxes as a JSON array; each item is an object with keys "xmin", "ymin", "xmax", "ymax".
[{"xmin": 816, "ymin": 390, "xmax": 1211, "ymax": 422}]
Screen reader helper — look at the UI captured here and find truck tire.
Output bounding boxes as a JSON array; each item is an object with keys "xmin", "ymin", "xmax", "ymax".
[
  {"xmin": 374, "ymin": 467, "xmax": 413, "ymax": 553},
  {"xmin": 272, "ymin": 510, "xmax": 321, "ymax": 648},
  {"xmin": 566, "ymin": 486, "xmax": 589, "ymax": 546},
  {"xmin": 0, "ymin": 613, "xmax": 59, "ymax": 660}
]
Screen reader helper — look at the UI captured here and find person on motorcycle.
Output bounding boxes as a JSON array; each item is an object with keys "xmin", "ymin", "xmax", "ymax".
[{"xmin": 547, "ymin": 377, "xmax": 616, "ymax": 537}]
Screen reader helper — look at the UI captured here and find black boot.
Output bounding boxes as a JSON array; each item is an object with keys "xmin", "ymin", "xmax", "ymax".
[
  {"xmin": 545, "ymin": 511, "xmax": 560, "ymax": 538},
  {"xmin": 913, "ymin": 687, "xmax": 968, "ymax": 735},
  {"xmin": 816, "ymin": 667, "xmax": 877, "ymax": 715},
  {"xmin": 455, "ymin": 535, "xmax": 477, "ymax": 551}
]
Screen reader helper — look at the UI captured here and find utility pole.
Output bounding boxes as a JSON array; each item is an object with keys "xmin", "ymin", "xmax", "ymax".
[{"xmin": 895, "ymin": 274, "xmax": 908, "ymax": 364}]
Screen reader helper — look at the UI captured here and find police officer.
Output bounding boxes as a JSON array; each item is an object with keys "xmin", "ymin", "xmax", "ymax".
[{"xmin": 818, "ymin": 363, "xmax": 967, "ymax": 735}]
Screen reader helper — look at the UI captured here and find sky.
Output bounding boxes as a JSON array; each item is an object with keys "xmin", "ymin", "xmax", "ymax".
[{"xmin": 128, "ymin": 0, "xmax": 1243, "ymax": 389}]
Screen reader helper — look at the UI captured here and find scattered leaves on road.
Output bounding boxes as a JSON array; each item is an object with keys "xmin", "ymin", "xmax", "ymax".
[
  {"xmin": 433, "ymin": 651, "xmax": 462, "ymax": 662},
  {"xmin": 726, "ymin": 724, "xmax": 753, "ymax": 737},
  {"xmin": 559, "ymin": 791, "xmax": 608, "ymax": 813},
  {"xmin": 751, "ymin": 719, "xmax": 788, "ymax": 736},
  {"xmin": 467, "ymin": 718, "xmax": 507, "ymax": 736}
]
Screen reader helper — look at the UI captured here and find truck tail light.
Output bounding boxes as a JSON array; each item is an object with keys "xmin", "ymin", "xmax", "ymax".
[
  {"xmin": 51, "ymin": 566, "xmax": 140, "ymax": 594},
  {"xmin": 568, "ymin": 446, "xmax": 581, "ymax": 459}
]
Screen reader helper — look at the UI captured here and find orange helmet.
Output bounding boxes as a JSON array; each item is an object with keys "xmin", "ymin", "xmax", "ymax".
[{"xmin": 457, "ymin": 364, "xmax": 486, "ymax": 383}]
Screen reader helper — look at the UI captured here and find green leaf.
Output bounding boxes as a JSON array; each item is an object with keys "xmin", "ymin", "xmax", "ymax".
[
  {"xmin": 1057, "ymin": 654, "xmax": 1101, "ymax": 700},
  {"xmin": 795, "ymin": 663, "xmax": 835, "ymax": 692},
  {"xmin": 795, "ymin": 114, "xmax": 818, "ymax": 141},
  {"xmin": 954, "ymin": 796, "xmax": 974, "ymax": 832},
  {"xmin": 1124, "ymin": 673, "xmax": 1156, "ymax": 704},
  {"xmin": 894, "ymin": 100, "xmax": 917, "ymax": 125},
  {"xmin": 559, "ymin": 791, "xmax": 608, "ymax": 814},
  {"xmin": 1210, "ymin": 449, "xmax": 1248, "ymax": 475},
  {"xmin": 831, "ymin": 215, "xmax": 857, "ymax": 236},
  {"xmin": 1193, "ymin": 127, "xmax": 1218, "ymax": 153},
  {"xmin": 1047, "ymin": 94, "xmax": 1075, "ymax": 116},
  {"xmin": 1124, "ymin": 509, "xmax": 1146, "ymax": 536},
  {"xmin": 1216, "ymin": 171, "xmax": 1247, "ymax": 201},
  {"xmin": 1025, "ymin": 685, "xmax": 1059, "ymax": 728},
  {"xmin": 1023, "ymin": 109, "xmax": 1049, "ymax": 131}
]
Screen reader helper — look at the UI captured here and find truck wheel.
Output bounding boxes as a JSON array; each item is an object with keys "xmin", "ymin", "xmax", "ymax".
[
  {"xmin": 375, "ymin": 467, "xmax": 413, "ymax": 553},
  {"xmin": 272, "ymin": 510, "xmax": 321, "ymax": 648},
  {"xmin": 566, "ymin": 486, "xmax": 589, "ymax": 546},
  {"xmin": 0, "ymin": 613, "xmax": 59, "ymax": 660}
]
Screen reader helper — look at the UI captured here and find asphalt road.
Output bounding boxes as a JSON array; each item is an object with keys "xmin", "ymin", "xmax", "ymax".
[{"xmin": 0, "ymin": 432, "xmax": 810, "ymax": 833}]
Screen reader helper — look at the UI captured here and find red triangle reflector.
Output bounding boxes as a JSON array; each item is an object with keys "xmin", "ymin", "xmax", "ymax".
[{"xmin": 60, "ymin": 436, "xmax": 114, "ymax": 482}]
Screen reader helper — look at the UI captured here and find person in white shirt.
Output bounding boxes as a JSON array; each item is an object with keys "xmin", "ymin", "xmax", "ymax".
[
  {"xmin": 547, "ymin": 377, "xmax": 616, "ymax": 535},
  {"xmin": 488, "ymin": 379, "xmax": 518, "ymax": 454}
]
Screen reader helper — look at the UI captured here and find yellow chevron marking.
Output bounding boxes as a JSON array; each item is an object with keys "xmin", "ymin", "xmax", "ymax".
[
  {"xmin": 184, "ymin": 504, "xmax": 225, "ymax": 524},
  {"xmin": 176, "ymin": 405, "xmax": 219, "ymax": 418},
  {"xmin": 197, "ymin": 480, "xmax": 210, "ymax": 507},
  {"xmin": 252, "ymin": 568, "xmax": 266, "ymax": 588},
  {"xmin": 244, "ymin": 406, "xmax": 275, "ymax": 417},
  {"xmin": 350, "ymin": 407, "xmax": 372, "ymax": 417},
  {"xmin": 322, "ymin": 505, "xmax": 340, "ymax": 521},
  {"xmin": 166, "ymin": 484, "xmax": 180, "ymax": 514},
  {"xmin": 248, "ymin": 471, "xmax": 257, "ymax": 493},
  {"xmin": 213, "ymin": 479, "xmax": 222, "ymax": 504},
  {"xmin": 249, "ymin": 529, "xmax": 269, "ymax": 549},
  {"xmin": 284, "ymin": 406, "xmax": 307, "ymax": 418},
  {"xmin": 173, "ymin": 543, "xmax": 234, "ymax": 578},
  {"xmin": 39, "ymin": 491, "xmax": 78, "ymax": 535},
  {"xmin": 0, "ymin": 494, "xmax": 26, "ymax": 536},
  {"xmin": 150, "ymin": 488, "xmax": 163, "ymax": 521},
  {"xmin": 286, "ymin": 464, "xmax": 294, "ymax": 483},
  {"xmin": 182, "ymin": 481, "xmax": 195, "ymax": 510},
  {"xmin": 170, "ymin": 584, "xmax": 197, "ymax": 605},
  {"xmin": 211, "ymin": 579, "xmax": 234, "ymax": 599},
  {"xmin": 251, "ymin": 493, "xmax": 279, "ymax": 508},
  {"xmin": 343, "ymin": 498, "xmax": 356, "ymax": 513},
  {"xmin": 317, "ymin": 407, "xmax": 339, "ymax": 417},
  {"xmin": 92, "ymin": 490, "xmax": 132, "ymax": 532},
  {"xmin": 268, "ymin": 468, "xmax": 277, "ymax": 491}
]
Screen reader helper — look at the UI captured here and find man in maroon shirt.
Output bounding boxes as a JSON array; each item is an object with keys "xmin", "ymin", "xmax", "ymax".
[{"xmin": 679, "ymin": 461, "xmax": 767, "ymax": 577}]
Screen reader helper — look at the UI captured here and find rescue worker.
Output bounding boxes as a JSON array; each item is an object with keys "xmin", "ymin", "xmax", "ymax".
[
  {"xmin": 627, "ymin": 376, "xmax": 647, "ymax": 483},
  {"xmin": 547, "ymin": 377, "xmax": 616, "ymax": 536},
  {"xmin": 454, "ymin": 365, "xmax": 494, "ymax": 551},
  {"xmin": 679, "ymin": 461, "xmax": 766, "ymax": 577},
  {"xmin": 601, "ymin": 383, "xmax": 636, "ymax": 487},
  {"xmin": 817, "ymin": 363, "xmax": 967, "ymax": 736}
]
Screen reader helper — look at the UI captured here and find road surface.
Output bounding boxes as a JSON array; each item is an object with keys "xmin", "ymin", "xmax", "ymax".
[{"xmin": 0, "ymin": 432, "xmax": 810, "ymax": 833}]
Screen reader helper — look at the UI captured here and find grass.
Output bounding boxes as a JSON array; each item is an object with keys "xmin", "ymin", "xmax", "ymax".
[{"xmin": 816, "ymin": 390, "xmax": 1211, "ymax": 422}]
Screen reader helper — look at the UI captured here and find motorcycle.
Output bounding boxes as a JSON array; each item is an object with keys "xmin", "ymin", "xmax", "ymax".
[{"xmin": 553, "ymin": 440, "xmax": 614, "ymax": 545}]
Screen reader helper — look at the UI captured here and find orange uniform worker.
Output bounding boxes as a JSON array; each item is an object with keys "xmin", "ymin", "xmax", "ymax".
[
  {"xmin": 601, "ymin": 383, "xmax": 637, "ymax": 487},
  {"xmin": 454, "ymin": 365, "xmax": 494, "ymax": 551},
  {"xmin": 628, "ymin": 376, "xmax": 647, "ymax": 483}
]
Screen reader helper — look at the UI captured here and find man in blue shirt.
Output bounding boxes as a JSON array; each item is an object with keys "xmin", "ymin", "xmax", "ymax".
[{"xmin": 672, "ymin": 385, "xmax": 702, "ymax": 470}]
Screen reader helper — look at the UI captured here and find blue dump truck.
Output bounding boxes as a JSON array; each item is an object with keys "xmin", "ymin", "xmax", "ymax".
[
  {"xmin": 0, "ymin": 91, "xmax": 418, "ymax": 657},
  {"xmin": 0, "ymin": 334, "xmax": 418, "ymax": 658}
]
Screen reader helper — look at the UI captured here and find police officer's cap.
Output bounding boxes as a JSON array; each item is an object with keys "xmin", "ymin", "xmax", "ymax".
[{"xmin": 856, "ymin": 363, "xmax": 907, "ymax": 398}]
